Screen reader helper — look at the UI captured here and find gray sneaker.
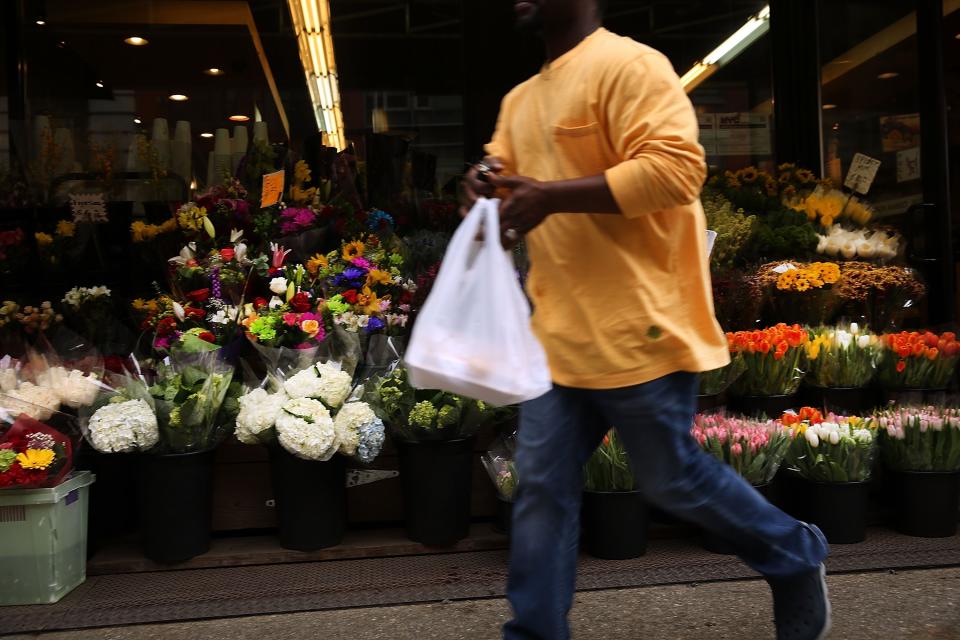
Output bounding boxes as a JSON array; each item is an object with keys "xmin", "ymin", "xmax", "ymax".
[{"xmin": 767, "ymin": 563, "xmax": 832, "ymax": 640}]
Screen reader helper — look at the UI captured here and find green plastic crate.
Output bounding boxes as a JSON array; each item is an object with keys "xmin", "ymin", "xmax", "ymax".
[{"xmin": 0, "ymin": 471, "xmax": 95, "ymax": 605}]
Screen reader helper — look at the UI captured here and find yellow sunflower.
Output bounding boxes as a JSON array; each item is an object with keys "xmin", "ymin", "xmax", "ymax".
[
  {"xmin": 17, "ymin": 448, "xmax": 55, "ymax": 470},
  {"xmin": 342, "ymin": 240, "xmax": 365, "ymax": 261},
  {"xmin": 306, "ymin": 253, "xmax": 329, "ymax": 275}
]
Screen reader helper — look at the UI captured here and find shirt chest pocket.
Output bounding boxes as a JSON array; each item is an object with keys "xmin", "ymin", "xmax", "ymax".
[{"xmin": 551, "ymin": 121, "xmax": 610, "ymax": 179}]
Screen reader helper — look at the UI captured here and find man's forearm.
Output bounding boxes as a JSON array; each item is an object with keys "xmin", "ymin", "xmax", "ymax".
[{"xmin": 544, "ymin": 174, "xmax": 622, "ymax": 215}]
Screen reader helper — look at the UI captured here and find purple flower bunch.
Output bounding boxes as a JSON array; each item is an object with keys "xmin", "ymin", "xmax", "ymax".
[{"xmin": 279, "ymin": 207, "xmax": 317, "ymax": 235}]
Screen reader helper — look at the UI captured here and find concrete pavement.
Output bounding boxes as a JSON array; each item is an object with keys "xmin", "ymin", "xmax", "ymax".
[{"xmin": 7, "ymin": 567, "xmax": 960, "ymax": 640}]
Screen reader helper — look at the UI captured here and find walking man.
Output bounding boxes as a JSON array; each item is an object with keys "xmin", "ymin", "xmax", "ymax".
[{"xmin": 463, "ymin": 2, "xmax": 831, "ymax": 638}]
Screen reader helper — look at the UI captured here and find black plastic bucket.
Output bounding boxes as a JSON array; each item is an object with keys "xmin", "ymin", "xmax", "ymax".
[
  {"xmin": 703, "ymin": 483, "xmax": 772, "ymax": 554},
  {"xmin": 398, "ymin": 437, "xmax": 475, "ymax": 546},
  {"xmin": 696, "ymin": 393, "xmax": 726, "ymax": 414},
  {"xmin": 269, "ymin": 446, "xmax": 347, "ymax": 551},
  {"xmin": 888, "ymin": 470, "xmax": 960, "ymax": 538},
  {"xmin": 139, "ymin": 449, "xmax": 216, "ymax": 564},
  {"xmin": 804, "ymin": 386, "xmax": 879, "ymax": 416},
  {"xmin": 581, "ymin": 490, "xmax": 649, "ymax": 560},
  {"xmin": 728, "ymin": 394, "xmax": 797, "ymax": 419},
  {"xmin": 809, "ymin": 480, "xmax": 869, "ymax": 544}
]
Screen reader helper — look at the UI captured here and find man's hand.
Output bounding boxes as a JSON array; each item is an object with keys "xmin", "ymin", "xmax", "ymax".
[
  {"xmin": 461, "ymin": 156, "xmax": 505, "ymax": 217},
  {"xmin": 490, "ymin": 174, "xmax": 555, "ymax": 249}
]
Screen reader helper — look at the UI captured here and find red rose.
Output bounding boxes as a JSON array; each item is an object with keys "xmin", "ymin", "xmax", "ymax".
[
  {"xmin": 185, "ymin": 307, "xmax": 206, "ymax": 319},
  {"xmin": 220, "ymin": 247, "xmax": 236, "ymax": 262},
  {"xmin": 254, "ymin": 297, "xmax": 268, "ymax": 309},
  {"xmin": 186, "ymin": 288, "xmax": 211, "ymax": 303},
  {"xmin": 198, "ymin": 331, "xmax": 216, "ymax": 343},
  {"xmin": 185, "ymin": 258, "xmax": 199, "ymax": 268},
  {"xmin": 343, "ymin": 289, "xmax": 358, "ymax": 304},
  {"xmin": 157, "ymin": 317, "xmax": 178, "ymax": 337},
  {"xmin": 290, "ymin": 292, "xmax": 312, "ymax": 313}
]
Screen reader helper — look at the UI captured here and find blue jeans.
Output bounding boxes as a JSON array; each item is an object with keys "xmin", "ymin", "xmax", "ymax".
[{"xmin": 503, "ymin": 372, "xmax": 829, "ymax": 640}]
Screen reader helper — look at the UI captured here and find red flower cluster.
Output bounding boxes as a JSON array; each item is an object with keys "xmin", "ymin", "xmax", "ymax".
[
  {"xmin": 780, "ymin": 407, "xmax": 824, "ymax": 427},
  {"xmin": 882, "ymin": 331, "xmax": 960, "ymax": 364},
  {"xmin": 726, "ymin": 324, "xmax": 808, "ymax": 361}
]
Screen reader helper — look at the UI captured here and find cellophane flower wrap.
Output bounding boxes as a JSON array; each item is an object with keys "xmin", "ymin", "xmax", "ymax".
[
  {"xmin": 782, "ymin": 408, "xmax": 877, "ymax": 482},
  {"xmin": 235, "ymin": 361, "xmax": 385, "ymax": 464},
  {"xmin": 691, "ymin": 413, "xmax": 790, "ymax": 486},
  {"xmin": 877, "ymin": 331, "xmax": 960, "ymax": 390},
  {"xmin": 149, "ymin": 346, "xmax": 241, "ymax": 453},
  {"xmin": 482, "ymin": 431, "xmax": 518, "ymax": 501},
  {"xmin": 82, "ymin": 358, "xmax": 159, "ymax": 454},
  {"xmin": 876, "ymin": 407, "xmax": 960, "ymax": 472},
  {"xmin": 804, "ymin": 323, "xmax": 880, "ymax": 388},
  {"xmin": 367, "ymin": 367, "xmax": 501, "ymax": 443},
  {"xmin": 0, "ymin": 409, "xmax": 74, "ymax": 489},
  {"xmin": 728, "ymin": 324, "xmax": 808, "ymax": 396},
  {"xmin": 584, "ymin": 429, "xmax": 635, "ymax": 492},
  {"xmin": 699, "ymin": 354, "xmax": 746, "ymax": 396}
]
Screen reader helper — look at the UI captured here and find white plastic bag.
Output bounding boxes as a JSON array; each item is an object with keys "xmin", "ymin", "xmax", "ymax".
[{"xmin": 405, "ymin": 198, "xmax": 552, "ymax": 406}]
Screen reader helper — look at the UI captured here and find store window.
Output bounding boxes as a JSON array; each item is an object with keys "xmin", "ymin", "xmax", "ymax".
[{"xmin": 819, "ymin": 1, "xmax": 929, "ymax": 219}]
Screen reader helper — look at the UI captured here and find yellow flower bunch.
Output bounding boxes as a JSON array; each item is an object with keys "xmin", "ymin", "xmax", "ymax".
[
  {"xmin": 55, "ymin": 220, "xmax": 75, "ymax": 237},
  {"xmin": 776, "ymin": 262, "xmax": 841, "ymax": 292},
  {"xmin": 177, "ymin": 204, "xmax": 209, "ymax": 232},
  {"xmin": 789, "ymin": 188, "xmax": 872, "ymax": 228},
  {"xmin": 306, "ymin": 253, "xmax": 329, "ymax": 276},
  {"xmin": 131, "ymin": 218, "xmax": 178, "ymax": 242},
  {"xmin": 35, "ymin": 232, "xmax": 54, "ymax": 247},
  {"xmin": 342, "ymin": 240, "xmax": 365, "ymax": 261},
  {"xmin": 131, "ymin": 298, "xmax": 162, "ymax": 314},
  {"xmin": 17, "ymin": 448, "xmax": 55, "ymax": 470},
  {"xmin": 805, "ymin": 334, "xmax": 831, "ymax": 360},
  {"xmin": 288, "ymin": 160, "xmax": 318, "ymax": 205}
]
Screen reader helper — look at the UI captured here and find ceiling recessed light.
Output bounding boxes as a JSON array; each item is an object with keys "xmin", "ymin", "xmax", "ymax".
[
  {"xmin": 168, "ymin": 94, "xmax": 189, "ymax": 101},
  {"xmin": 134, "ymin": 118, "xmax": 142, "ymax": 124},
  {"xmin": 822, "ymin": 104, "xmax": 837, "ymax": 110},
  {"xmin": 124, "ymin": 36, "xmax": 148, "ymax": 46},
  {"xmin": 204, "ymin": 68, "xmax": 225, "ymax": 76},
  {"xmin": 228, "ymin": 114, "xmax": 250, "ymax": 122},
  {"xmin": 878, "ymin": 72, "xmax": 900, "ymax": 80},
  {"xmin": 35, "ymin": 19, "xmax": 46, "ymax": 25},
  {"xmin": 200, "ymin": 132, "xmax": 214, "ymax": 138},
  {"xmin": 95, "ymin": 81, "xmax": 104, "ymax": 88}
]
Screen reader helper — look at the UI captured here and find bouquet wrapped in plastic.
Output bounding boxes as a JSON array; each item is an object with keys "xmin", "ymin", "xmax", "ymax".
[
  {"xmin": 728, "ymin": 324, "xmax": 809, "ymax": 396},
  {"xmin": 82, "ymin": 357, "xmax": 159, "ymax": 454},
  {"xmin": 781, "ymin": 409, "xmax": 877, "ymax": 482},
  {"xmin": 482, "ymin": 432, "xmax": 518, "ymax": 501},
  {"xmin": 699, "ymin": 355, "xmax": 746, "ymax": 397},
  {"xmin": 367, "ymin": 367, "xmax": 505, "ymax": 443},
  {"xmin": 234, "ymin": 361, "xmax": 385, "ymax": 464},
  {"xmin": 0, "ymin": 402, "xmax": 75, "ymax": 489},
  {"xmin": 805, "ymin": 323, "xmax": 880, "ymax": 389},
  {"xmin": 149, "ymin": 348, "xmax": 241, "ymax": 453},
  {"xmin": 876, "ymin": 406, "xmax": 960, "ymax": 473},
  {"xmin": 691, "ymin": 413, "xmax": 789, "ymax": 486}
]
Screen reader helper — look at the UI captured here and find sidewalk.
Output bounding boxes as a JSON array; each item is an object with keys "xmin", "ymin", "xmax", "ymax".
[{"xmin": 7, "ymin": 567, "xmax": 960, "ymax": 640}]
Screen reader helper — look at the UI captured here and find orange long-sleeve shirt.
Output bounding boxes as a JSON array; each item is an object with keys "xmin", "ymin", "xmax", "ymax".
[{"xmin": 485, "ymin": 28, "xmax": 729, "ymax": 389}]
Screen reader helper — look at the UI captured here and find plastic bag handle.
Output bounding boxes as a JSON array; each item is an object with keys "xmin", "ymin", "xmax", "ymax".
[{"xmin": 430, "ymin": 198, "xmax": 502, "ymax": 292}]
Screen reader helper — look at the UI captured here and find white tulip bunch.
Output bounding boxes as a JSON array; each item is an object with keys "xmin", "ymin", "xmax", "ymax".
[{"xmin": 816, "ymin": 225, "xmax": 900, "ymax": 261}]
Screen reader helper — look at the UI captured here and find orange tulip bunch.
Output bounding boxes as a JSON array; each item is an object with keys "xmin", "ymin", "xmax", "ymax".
[
  {"xmin": 878, "ymin": 331, "xmax": 960, "ymax": 390},
  {"xmin": 727, "ymin": 324, "xmax": 809, "ymax": 396}
]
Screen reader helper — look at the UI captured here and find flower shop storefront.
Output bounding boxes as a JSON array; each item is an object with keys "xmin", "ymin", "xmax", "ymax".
[{"xmin": 2, "ymin": 0, "xmax": 960, "ymax": 606}]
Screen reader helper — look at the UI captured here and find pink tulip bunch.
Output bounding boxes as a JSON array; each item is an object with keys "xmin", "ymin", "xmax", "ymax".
[{"xmin": 692, "ymin": 413, "xmax": 790, "ymax": 486}]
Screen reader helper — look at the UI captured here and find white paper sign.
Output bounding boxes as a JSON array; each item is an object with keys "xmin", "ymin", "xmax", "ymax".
[
  {"xmin": 69, "ymin": 193, "xmax": 108, "ymax": 223},
  {"xmin": 844, "ymin": 153, "xmax": 882, "ymax": 194},
  {"xmin": 896, "ymin": 147, "xmax": 921, "ymax": 183}
]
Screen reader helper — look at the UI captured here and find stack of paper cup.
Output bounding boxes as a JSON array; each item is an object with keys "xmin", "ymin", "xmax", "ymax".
[
  {"xmin": 151, "ymin": 118, "xmax": 171, "ymax": 171},
  {"xmin": 231, "ymin": 125, "xmax": 248, "ymax": 173},
  {"xmin": 171, "ymin": 121, "xmax": 192, "ymax": 185},
  {"xmin": 207, "ymin": 128, "xmax": 232, "ymax": 186}
]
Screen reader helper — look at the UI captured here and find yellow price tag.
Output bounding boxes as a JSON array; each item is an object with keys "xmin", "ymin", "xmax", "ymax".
[{"xmin": 261, "ymin": 170, "xmax": 285, "ymax": 208}]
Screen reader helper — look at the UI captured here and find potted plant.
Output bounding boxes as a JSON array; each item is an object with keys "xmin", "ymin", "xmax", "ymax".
[
  {"xmin": 782, "ymin": 412, "xmax": 877, "ymax": 543},
  {"xmin": 728, "ymin": 324, "xmax": 809, "ymax": 417},
  {"xmin": 803, "ymin": 323, "xmax": 881, "ymax": 414},
  {"xmin": 582, "ymin": 429, "xmax": 648, "ymax": 560},
  {"xmin": 691, "ymin": 413, "xmax": 790, "ymax": 553},
  {"xmin": 235, "ymin": 361, "xmax": 385, "ymax": 551},
  {"xmin": 481, "ymin": 432, "xmax": 517, "ymax": 535},
  {"xmin": 370, "ymin": 367, "xmax": 498, "ymax": 546},
  {"xmin": 876, "ymin": 407, "xmax": 960, "ymax": 537},
  {"xmin": 877, "ymin": 331, "xmax": 960, "ymax": 405}
]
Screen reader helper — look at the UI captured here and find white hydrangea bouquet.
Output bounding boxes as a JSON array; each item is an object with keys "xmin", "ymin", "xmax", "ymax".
[
  {"xmin": 82, "ymin": 359, "xmax": 160, "ymax": 454},
  {"xmin": 234, "ymin": 361, "xmax": 385, "ymax": 464}
]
